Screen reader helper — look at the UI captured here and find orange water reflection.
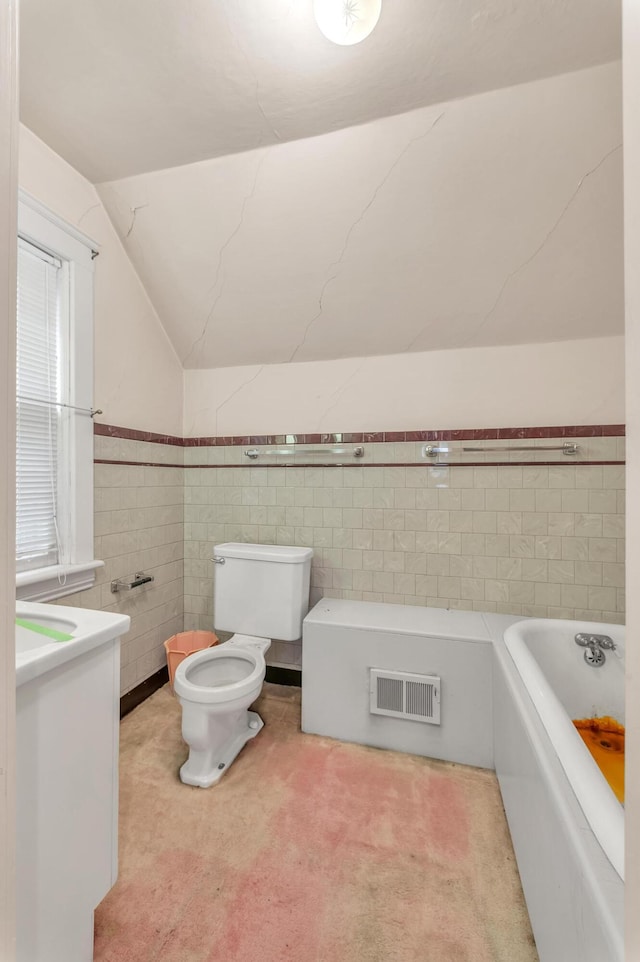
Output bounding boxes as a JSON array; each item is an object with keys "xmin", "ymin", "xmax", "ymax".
[{"xmin": 573, "ymin": 716, "xmax": 624, "ymax": 805}]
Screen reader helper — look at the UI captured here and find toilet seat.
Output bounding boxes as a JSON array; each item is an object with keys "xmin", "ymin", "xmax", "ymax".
[{"xmin": 173, "ymin": 644, "xmax": 266, "ymax": 705}]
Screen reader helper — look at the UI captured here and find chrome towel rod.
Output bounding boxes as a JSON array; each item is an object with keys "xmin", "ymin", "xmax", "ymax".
[
  {"xmin": 245, "ymin": 445, "xmax": 364, "ymax": 459},
  {"xmin": 17, "ymin": 395, "xmax": 103, "ymax": 418},
  {"xmin": 423, "ymin": 442, "xmax": 579, "ymax": 457}
]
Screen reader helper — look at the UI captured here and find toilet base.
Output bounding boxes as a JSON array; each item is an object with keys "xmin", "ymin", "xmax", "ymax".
[{"xmin": 179, "ymin": 710, "xmax": 264, "ymax": 788}]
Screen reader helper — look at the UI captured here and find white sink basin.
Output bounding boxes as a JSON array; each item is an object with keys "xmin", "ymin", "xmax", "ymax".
[
  {"xmin": 15, "ymin": 601, "xmax": 129, "ymax": 687},
  {"xmin": 16, "ymin": 607, "xmax": 77, "ymax": 655},
  {"xmin": 17, "ymin": 612, "xmax": 77, "ymax": 633}
]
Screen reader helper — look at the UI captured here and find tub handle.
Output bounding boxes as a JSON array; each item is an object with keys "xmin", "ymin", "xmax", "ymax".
[{"xmin": 575, "ymin": 633, "xmax": 615, "ymax": 651}]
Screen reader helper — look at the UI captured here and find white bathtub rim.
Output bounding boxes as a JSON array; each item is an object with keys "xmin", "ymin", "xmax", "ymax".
[
  {"xmin": 492, "ymin": 638, "xmax": 624, "ymax": 961},
  {"xmin": 503, "ymin": 618, "xmax": 624, "ymax": 881}
]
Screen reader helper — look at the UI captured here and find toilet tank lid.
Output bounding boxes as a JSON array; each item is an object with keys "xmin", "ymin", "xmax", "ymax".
[{"xmin": 214, "ymin": 543, "xmax": 313, "ymax": 564}]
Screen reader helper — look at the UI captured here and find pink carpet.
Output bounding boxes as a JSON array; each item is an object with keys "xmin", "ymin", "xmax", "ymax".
[{"xmin": 94, "ymin": 684, "xmax": 538, "ymax": 962}]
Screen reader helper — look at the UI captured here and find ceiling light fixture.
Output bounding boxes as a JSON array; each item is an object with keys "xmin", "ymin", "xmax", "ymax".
[{"xmin": 313, "ymin": 0, "xmax": 382, "ymax": 46}]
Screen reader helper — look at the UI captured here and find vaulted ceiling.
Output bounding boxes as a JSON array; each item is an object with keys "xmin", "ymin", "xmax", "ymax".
[
  {"xmin": 19, "ymin": 1, "xmax": 624, "ymax": 370},
  {"xmin": 95, "ymin": 63, "xmax": 623, "ymax": 369},
  {"xmin": 20, "ymin": 0, "xmax": 620, "ymax": 183}
]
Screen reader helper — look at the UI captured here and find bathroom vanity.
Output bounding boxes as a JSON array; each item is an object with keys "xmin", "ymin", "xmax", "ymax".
[{"xmin": 15, "ymin": 601, "xmax": 130, "ymax": 962}]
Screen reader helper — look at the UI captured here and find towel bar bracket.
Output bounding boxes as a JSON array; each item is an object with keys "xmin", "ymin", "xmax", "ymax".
[{"xmin": 111, "ymin": 572, "xmax": 155, "ymax": 593}]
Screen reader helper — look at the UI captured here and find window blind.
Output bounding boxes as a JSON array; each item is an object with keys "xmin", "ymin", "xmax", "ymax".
[{"xmin": 16, "ymin": 238, "xmax": 62, "ymax": 572}]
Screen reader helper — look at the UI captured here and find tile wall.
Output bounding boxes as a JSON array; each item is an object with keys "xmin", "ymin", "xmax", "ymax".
[
  {"xmin": 55, "ymin": 434, "xmax": 184, "ymax": 694},
  {"xmin": 183, "ymin": 431, "xmax": 625, "ymax": 670},
  {"xmin": 55, "ymin": 424, "xmax": 625, "ymax": 690}
]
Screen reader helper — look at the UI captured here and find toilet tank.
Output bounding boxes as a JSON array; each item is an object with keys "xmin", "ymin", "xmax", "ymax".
[{"xmin": 213, "ymin": 543, "xmax": 313, "ymax": 641}]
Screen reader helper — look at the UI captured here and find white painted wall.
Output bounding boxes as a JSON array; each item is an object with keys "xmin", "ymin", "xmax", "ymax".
[
  {"xmin": 184, "ymin": 335, "xmax": 624, "ymax": 436},
  {"xmin": 623, "ymin": 3, "xmax": 640, "ymax": 956},
  {"xmin": 0, "ymin": 1, "xmax": 17, "ymax": 957},
  {"xmin": 18, "ymin": 126, "xmax": 184, "ymax": 436},
  {"xmin": 100, "ymin": 63, "xmax": 623, "ymax": 374}
]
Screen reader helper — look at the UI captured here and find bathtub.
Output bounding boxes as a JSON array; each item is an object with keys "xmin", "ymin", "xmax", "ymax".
[
  {"xmin": 493, "ymin": 617, "xmax": 624, "ymax": 962},
  {"xmin": 504, "ymin": 618, "xmax": 624, "ymax": 878},
  {"xmin": 302, "ymin": 601, "xmax": 625, "ymax": 962}
]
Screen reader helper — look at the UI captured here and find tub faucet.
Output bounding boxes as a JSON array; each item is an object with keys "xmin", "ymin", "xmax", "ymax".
[{"xmin": 574, "ymin": 633, "xmax": 615, "ymax": 667}]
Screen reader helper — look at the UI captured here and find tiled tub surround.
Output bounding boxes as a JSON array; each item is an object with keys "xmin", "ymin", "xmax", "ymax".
[
  {"xmin": 182, "ymin": 429, "xmax": 625, "ymax": 670},
  {"xmin": 55, "ymin": 433, "xmax": 184, "ymax": 694}
]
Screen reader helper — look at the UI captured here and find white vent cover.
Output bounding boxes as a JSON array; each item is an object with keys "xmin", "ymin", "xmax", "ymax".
[{"xmin": 369, "ymin": 669, "xmax": 441, "ymax": 725}]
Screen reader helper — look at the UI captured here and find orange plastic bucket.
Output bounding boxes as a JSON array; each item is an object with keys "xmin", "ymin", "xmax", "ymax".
[{"xmin": 164, "ymin": 630, "xmax": 219, "ymax": 691}]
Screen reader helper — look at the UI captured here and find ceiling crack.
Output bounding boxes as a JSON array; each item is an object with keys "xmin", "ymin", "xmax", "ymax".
[
  {"xmin": 222, "ymin": 6, "xmax": 282, "ymax": 144},
  {"xmin": 77, "ymin": 202, "xmax": 101, "ymax": 227},
  {"xmin": 317, "ymin": 362, "xmax": 367, "ymax": 431},
  {"xmin": 182, "ymin": 151, "xmax": 268, "ymax": 368},
  {"xmin": 214, "ymin": 367, "xmax": 264, "ymax": 434},
  {"xmin": 459, "ymin": 142, "xmax": 623, "ymax": 349},
  {"xmin": 125, "ymin": 204, "xmax": 150, "ymax": 238},
  {"xmin": 404, "ymin": 323, "xmax": 429, "ymax": 353},
  {"xmin": 288, "ymin": 110, "xmax": 446, "ymax": 363}
]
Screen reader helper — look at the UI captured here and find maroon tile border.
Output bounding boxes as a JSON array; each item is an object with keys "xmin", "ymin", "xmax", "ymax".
[
  {"xmin": 94, "ymin": 422, "xmax": 184, "ymax": 446},
  {"xmin": 94, "ymin": 422, "xmax": 626, "ymax": 447},
  {"xmin": 94, "ymin": 458, "xmax": 184, "ymax": 469}
]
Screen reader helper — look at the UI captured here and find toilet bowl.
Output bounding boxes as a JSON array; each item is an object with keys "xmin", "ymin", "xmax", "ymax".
[
  {"xmin": 173, "ymin": 542, "xmax": 313, "ymax": 787},
  {"xmin": 174, "ymin": 635, "xmax": 270, "ymax": 788}
]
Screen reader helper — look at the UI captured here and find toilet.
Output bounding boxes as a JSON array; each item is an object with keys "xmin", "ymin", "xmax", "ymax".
[{"xmin": 173, "ymin": 542, "xmax": 313, "ymax": 787}]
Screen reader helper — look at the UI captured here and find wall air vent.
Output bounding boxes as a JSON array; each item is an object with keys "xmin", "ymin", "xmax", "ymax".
[{"xmin": 369, "ymin": 669, "xmax": 441, "ymax": 725}]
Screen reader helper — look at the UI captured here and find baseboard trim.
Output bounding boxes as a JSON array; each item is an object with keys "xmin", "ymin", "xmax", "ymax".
[
  {"xmin": 266, "ymin": 665, "xmax": 302, "ymax": 687},
  {"xmin": 120, "ymin": 666, "xmax": 169, "ymax": 719}
]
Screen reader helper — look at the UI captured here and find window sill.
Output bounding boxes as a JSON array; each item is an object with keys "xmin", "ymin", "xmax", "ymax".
[{"xmin": 16, "ymin": 561, "xmax": 105, "ymax": 603}]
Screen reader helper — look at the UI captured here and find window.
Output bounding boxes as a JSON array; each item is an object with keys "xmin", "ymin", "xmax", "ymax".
[
  {"xmin": 15, "ymin": 192, "xmax": 103, "ymax": 601},
  {"xmin": 16, "ymin": 239, "xmax": 62, "ymax": 572}
]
